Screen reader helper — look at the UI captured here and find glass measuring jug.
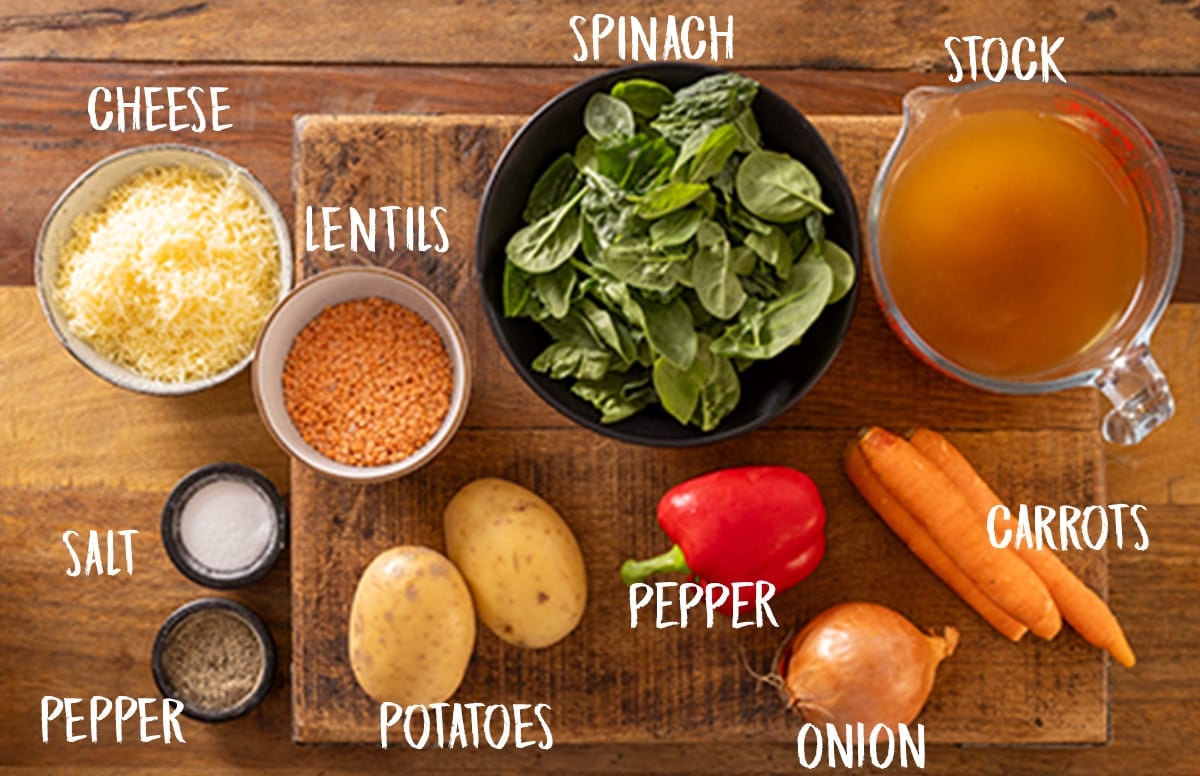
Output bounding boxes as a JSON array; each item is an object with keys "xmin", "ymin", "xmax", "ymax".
[{"xmin": 868, "ymin": 81, "xmax": 1182, "ymax": 445}]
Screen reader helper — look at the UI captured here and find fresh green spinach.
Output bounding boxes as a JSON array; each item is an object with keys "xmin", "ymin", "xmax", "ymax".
[
  {"xmin": 584, "ymin": 93, "xmax": 635, "ymax": 143},
  {"xmin": 691, "ymin": 219, "xmax": 746, "ymax": 320},
  {"xmin": 524, "ymin": 154, "xmax": 580, "ymax": 223},
  {"xmin": 533, "ymin": 263, "xmax": 577, "ymax": 319},
  {"xmin": 506, "ymin": 188, "xmax": 586, "ymax": 273},
  {"xmin": 632, "ymin": 181, "xmax": 710, "ymax": 219},
  {"xmin": 736, "ymin": 150, "xmax": 833, "ymax": 223},
  {"xmin": 533, "ymin": 341, "xmax": 612, "ymax": 381},
  {"xmin": 649, "ymin": 207, "xmax": 703, "ymax": 249},
  {"xmin": 673, "ymin": 123, "xmax": 740, "ymax": 183},
  {"xmin": 503, "ymin": 72, "xmax": 855, "ymax": 431},
  {"xmin": 571, "ymin": 372, "xmax": 656, "ymax": 424},
  {"xmin": 612, "ymin": 78, "xmax": 674, "ymax": 118},
  {"xmin": 650, "ymin": 72, "xmax": 759, "ymax": 145},
  {"xmin": 639, "ymin": 295, "xmax": 697, "ymax": 368},
  {"xmin": 712, "ymin": 260, "xmax": 834, "ymax": 360}
]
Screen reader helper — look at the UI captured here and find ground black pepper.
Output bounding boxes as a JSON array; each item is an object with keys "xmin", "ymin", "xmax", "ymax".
[{"xmin": 160, "ymin": 609, "xmax": 264, "ymax": 711}]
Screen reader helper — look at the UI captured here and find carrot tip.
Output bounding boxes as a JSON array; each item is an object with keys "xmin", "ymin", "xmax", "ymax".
[
  {"xmin": 1111, "ymin": 641, "xmax": 1136, "ymax": 668},
  {"xmin": 1032, "ymin": 613, "xmax": 1063, "ymax": 641}
]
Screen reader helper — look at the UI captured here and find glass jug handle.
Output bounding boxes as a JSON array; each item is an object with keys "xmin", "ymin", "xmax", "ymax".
[{"xmin": 1095, "ymin": 344, "xmax": 1174, "ymax": 445}]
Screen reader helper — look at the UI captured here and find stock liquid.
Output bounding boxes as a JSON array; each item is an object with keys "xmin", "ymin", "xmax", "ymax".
[{"xmin": 877, "ymin": 109, "xmax": 1146, "ymax": 379}]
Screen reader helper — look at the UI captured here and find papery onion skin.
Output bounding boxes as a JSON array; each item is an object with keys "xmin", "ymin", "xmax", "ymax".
[{"xmin": 782, "ymin": 602, "xmax": 959, "ymax": 728}]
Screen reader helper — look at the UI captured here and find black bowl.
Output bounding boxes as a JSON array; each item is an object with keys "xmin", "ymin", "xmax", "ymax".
[
  {"xmin": 476, "ymin": 63, "xmax": 860, "ymax": 447},
  {"xmin": 151, "ymin": 598, "xmax": 276, "ymax": 722},
  {"xmin": 161, "ymin": 463, "xmax": 287, "ymax": 589}
]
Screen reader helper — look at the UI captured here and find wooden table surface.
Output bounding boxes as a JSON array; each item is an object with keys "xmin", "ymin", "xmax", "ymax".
[{"xmin": 1, "ymin": 2, "xmax": 1197, "ymax": 773}]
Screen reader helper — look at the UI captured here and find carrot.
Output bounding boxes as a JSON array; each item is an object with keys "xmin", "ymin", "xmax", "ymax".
[
  {"xmin": 844, "ymin": 442, "xmax": 1029, "ymax": 642},
  {"xmin": 908, "ymin": 428, "xmax": 1136, "ymax": 668},
  {"xmin": 857, "ymin": 426, "xmax": 1062, "ymax": 640}
]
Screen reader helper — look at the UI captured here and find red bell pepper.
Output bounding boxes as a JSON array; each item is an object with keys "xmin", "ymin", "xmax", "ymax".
[{"xmin": 620, "ymin": 466, "xmax": 826, "ymax": 614}]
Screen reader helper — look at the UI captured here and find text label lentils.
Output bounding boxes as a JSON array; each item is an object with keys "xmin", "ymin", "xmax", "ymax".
[{"xmin": 282, "ymin": 297, "xmax": 453, "ymax": 467}]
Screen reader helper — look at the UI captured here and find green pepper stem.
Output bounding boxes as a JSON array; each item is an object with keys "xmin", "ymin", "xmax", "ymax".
[{"xmin": 619, "ymin": 544, "xmax": 691, "ymax": 585}]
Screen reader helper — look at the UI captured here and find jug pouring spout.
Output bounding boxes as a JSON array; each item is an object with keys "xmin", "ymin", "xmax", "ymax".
[
  {"xmin": 867, "ymin": 80, "xmax": 1183, "ymax": 446},
  {"xmin": 900, "ymin": 85, "xmax": 954, "ymax": 129},
  {"xmin": 878, "ymin": 86, "xmax": 964, "ymax": 196}
]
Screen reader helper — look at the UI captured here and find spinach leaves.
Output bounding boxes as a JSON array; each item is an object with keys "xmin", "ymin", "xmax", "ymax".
[
  {"xmin": 736, "ymin": 151, "xmax": 833, "ymax": 222},
  {"xmin": 691, "ymin": 219, "xmax": 746, "ymax": 320},
  {"xmin": 506, "ymin": 188, "xmax": 585, "ymax": 273},
  {"xmin": 503, "ymin": 72, "xmax": 854, "ymax": 432}
]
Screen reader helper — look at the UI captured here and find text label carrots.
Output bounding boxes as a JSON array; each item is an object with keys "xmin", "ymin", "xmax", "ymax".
[
  {"xmin": 853, "ymin": 426, "xmax": 1062, "ymax": 640},
  {"xmin": 908, "ymin": 428, "xmax": 1136, "ymax": 668}
]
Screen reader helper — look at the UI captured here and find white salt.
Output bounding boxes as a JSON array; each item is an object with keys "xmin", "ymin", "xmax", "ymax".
[{"xmin": 179, "ymin": 477, "xmax": 276, "ymax": 573}]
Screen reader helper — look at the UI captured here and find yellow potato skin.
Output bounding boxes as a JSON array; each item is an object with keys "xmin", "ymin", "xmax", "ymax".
[
  {"xmin": 349, "ymin": 545, "xmax": 476, "ymax": 705},
  {"xmin": 444, "ymin": 478, "xmax": 587, "ymax": 648}
]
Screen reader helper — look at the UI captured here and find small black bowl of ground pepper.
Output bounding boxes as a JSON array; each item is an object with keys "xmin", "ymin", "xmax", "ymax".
[{"xmin": 152, "ymin": 598, "xmax": 276, "ymax": 722}]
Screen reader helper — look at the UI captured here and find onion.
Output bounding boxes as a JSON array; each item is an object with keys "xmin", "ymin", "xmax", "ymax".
[{"xmin": 780, "ymin": 602, "xmax": 958, "ymax": 727}]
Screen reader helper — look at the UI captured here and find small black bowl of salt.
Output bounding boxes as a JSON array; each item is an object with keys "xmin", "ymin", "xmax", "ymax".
[
  {"xmin": 161, "ymin": 463, "xmax": 286, "ymax": 589},
  {"xmin": 152, "ymin": 598, "xmax": 276, "ymax": 721}
]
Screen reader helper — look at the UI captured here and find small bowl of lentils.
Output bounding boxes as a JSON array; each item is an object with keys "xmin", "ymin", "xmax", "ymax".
[{"xmin": 251, "ymin": 266, "xmax": 472, "ymax": 483}]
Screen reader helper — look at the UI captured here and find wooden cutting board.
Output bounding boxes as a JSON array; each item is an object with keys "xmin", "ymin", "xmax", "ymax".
[{"xmin": 290, "ymin": 114, "xmax": 1108, "ymax": 746}]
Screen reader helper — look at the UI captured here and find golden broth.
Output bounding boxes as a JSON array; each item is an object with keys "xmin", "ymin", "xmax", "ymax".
[{"xmin": 877, "ymin": 109, "xmax": 1146, "ymax": 379}]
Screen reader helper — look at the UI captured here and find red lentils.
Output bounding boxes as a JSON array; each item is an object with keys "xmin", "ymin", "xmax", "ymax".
[{"xmin": 281, "ymin": 297, "xmax": 453, "ymax": 467}]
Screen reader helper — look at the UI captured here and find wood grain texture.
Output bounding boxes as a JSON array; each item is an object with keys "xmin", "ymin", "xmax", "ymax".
[
  {"xmin": 1, "ymin": 483, "xmax": 1193, "ymax": 776},
  {"xmin": 292, "ymin": 428, "xmax": 1108, "ymax": 746},
  {"xmin": 0, "ymin": 486, "xmax": 296, "ymax": 771},
  {"xmin": 0, "ymin": 0, "xmax": 1198, "ymax": 73},
  {"xmin": 2, "ymin": 289, "xmax": 1197, "ymax": 771},
  {"xmin": 0, "ymin": 22, "xmax": 1196, "ymax": 769},
  {"xmin": 0, "ymin": 292, "xmax": 287, "ymax": 493},
  {"xmin": 1, "ymin": 63, "xmax": 1198, "ymax": 299},
  {"xmin": 293, "ymin": 114, "xmax": 1102, "ymax": 434},
  {"xmin": 1107, "ymin": 306, "xmax": 1200, "ymax": 507},
  {"xmin": 290, "ymin": 114, "xmax": 1109, "ymax": 745}
]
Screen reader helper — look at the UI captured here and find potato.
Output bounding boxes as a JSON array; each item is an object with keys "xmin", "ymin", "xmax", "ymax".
[
  {"xmin": 444, "ymin": 477, "xmax": 587, "ymax": 648},
  {"xmin": 348, "ymin": 545, "xmax": 475, "ymax": 705}
]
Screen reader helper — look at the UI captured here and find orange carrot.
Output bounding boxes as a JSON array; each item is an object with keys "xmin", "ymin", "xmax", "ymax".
[
  {"xmin": 857, "ymin": 426, "xmax": 1062, "ymax": 640},
  {"xmin": 908, "ymin": 428, "xmax": 1136, "ymax": 668},
  {"xmin": 844, "ymin": 442, "xmax": 1029, "ymax": 642}
]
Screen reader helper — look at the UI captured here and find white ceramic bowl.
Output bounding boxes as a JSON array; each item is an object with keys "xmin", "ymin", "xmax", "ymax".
[
  {"xmin": 251, "ymin": 267, "xmax": 472, "ymax": 483},
  {"xmin": 35, "ymin": 144, "xmax": 293, "ymax": 395}
]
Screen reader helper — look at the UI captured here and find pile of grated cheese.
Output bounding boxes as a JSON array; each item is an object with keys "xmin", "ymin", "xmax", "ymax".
[{"xmin": 54, "ymin": 164, "xmax": 282, "ymax": 383}]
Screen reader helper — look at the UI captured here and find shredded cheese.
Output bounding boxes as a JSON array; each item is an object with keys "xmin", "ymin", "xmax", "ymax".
[{"xmin": 54, "ymin": 164, "xmax": 282, "ymax": 383}]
